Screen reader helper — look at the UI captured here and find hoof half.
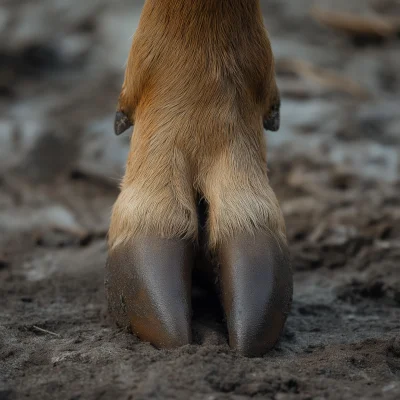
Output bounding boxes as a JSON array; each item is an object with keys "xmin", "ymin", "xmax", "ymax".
[
  {"xmin": 218, "ymin": 233, "xmax": 293, "ymax": 357},
  {"xmin": 105, "ymin": 237, "xmax": 193, "ymax": 348}
]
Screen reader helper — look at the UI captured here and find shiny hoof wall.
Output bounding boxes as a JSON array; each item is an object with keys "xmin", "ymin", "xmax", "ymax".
[
  {"xmin": 218, "ymin": 233, "xmax": 293, "ymax": 357},
  {"xmin": 105, "ymin": 237, "xmax": 193, "ymax": 349}
]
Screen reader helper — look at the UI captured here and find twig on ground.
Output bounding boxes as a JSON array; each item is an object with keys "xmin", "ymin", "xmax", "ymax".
[
  {"xmin": 32, "ymin": 326, "xmax": 62, "ymax": 338},
  {"xmin": 311, "ymin": 7, "xmax": 399, "ymax": 39},
  {"xmin": 276, "ymin": 58, "xmax": 370, "ymax": 100}
]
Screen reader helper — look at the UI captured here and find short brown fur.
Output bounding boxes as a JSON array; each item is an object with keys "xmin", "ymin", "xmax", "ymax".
[{"xmin": 109, "ymin": 0, "xmax": 286, "ymax": 250}]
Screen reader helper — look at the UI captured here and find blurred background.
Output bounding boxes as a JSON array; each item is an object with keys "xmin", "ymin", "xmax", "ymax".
[{"xmin": 1, "ymin": 1, "xmax": 399, "ymax": 399}]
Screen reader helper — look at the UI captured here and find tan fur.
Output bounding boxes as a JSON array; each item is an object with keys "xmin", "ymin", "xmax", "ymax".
[{"xmin": 109, "ymin": 0, "xmax": 286, "ymax": 250}]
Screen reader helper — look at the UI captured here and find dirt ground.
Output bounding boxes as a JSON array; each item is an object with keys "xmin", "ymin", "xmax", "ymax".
[{"xmin": 1, "ymin": 1, "xmax": 399, "ymax": 399}]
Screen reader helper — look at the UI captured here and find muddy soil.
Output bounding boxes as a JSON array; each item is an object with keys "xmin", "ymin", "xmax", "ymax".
[{"xmin": 0, "ymin": 1, "xmax": 399, "ymax": 399}]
